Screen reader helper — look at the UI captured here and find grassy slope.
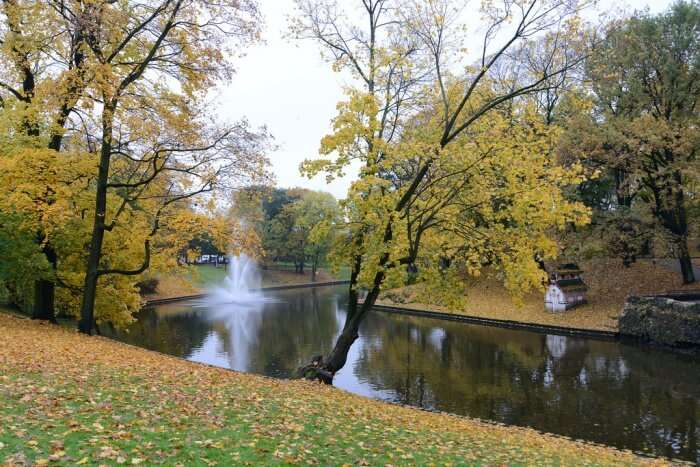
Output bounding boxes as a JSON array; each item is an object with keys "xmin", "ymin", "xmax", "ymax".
[
  {"xmin": 378, "ymin": 258, "xmax": 699, "ymax": 331},
  {"xmin": 0, "ymin": 313, "xmax": 670, "ymax": 466}
]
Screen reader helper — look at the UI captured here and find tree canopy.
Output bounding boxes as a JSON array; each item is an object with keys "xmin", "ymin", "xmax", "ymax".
[
  {"xmin": 295, "ymin": 0, "xmax": 593, "ymax": 375},
  {"xmin": 0, "ymin": 0, "xmax": 271, "ymax": 331},
  {"xmin": 561, "ymin": 0, "xmax": 700, "ymax": 282}
]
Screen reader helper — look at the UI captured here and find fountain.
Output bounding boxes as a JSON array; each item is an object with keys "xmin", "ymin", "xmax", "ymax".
[
  {"xmin": 206, "ymin": 254, "xmax": 267, "ymax": 305},
  {"xmin": 196, "ymin": 254, "xmax": 272, "ymax": 372}
]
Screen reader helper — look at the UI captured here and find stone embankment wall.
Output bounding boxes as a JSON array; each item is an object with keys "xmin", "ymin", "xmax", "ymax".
[{"xmin": 619, "ymin": 295, "xmax": 700, "ymax": 346}]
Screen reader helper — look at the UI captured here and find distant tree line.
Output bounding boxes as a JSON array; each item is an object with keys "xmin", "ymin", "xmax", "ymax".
[
  {"xmin": 231, "ymin": 187, "xmax": 342, "ymax": 281},
  {"xmin": 560, "ymin": 0, "xmax": 700, "ymax": 282}
]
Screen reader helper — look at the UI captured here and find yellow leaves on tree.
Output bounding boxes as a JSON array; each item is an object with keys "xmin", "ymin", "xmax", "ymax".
[
  {"xmin": 307, "ymin": 85, "xmax": 590, "ymax": 308},
  {"xmin": 0, "ymin": 144, "xmax": 256, "ymax": 327}
]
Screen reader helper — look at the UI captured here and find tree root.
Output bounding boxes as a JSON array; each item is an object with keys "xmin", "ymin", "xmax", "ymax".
[{"xmin": 298, "ymin": 355, "xmax": 334, "ymax": 385}]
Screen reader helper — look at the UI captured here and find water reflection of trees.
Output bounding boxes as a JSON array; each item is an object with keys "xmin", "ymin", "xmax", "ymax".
[
  {"xmin": 115, "ymin": 293, "xmax": 698, "ymax": 462},
  {"xmin": 108, "ymin": 304, "xmax": 211, "ymax": 358},
  {"xmin": 355, "ymin": 312, "xmax": 699, "ymax": 462},
  {"xmin": 209, "ymin": 288, "xmax": 342, "ymax": 378}
]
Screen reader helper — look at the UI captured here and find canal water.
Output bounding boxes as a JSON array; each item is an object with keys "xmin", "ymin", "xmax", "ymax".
[{"xmin": 113, "ymin": 285, "xmax": 699, "ymax": 462}]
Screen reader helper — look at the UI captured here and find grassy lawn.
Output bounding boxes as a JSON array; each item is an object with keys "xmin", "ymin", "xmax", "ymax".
[
  {"xmin": 378, "ymin": 258, "xmax": 700, "ymax": 332},
  {"xmin": 187, "ymin": 264, "xmax": 341, "ymax": 287},
  {"xmin": 0, "ymin": 313, "xmax": 668, "ymax": 466},
  {"xmin": 147, "ymin": 263, "xmax": 346, "ymax": 301},
  {"xmin": 191, "ymin": 264, "xmax": 228, "ymax": 287}
]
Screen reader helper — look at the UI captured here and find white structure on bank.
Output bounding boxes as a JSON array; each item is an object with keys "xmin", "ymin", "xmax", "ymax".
[{"xmin": 545, "ymin": 263, "xmax": 588, "ymax": 312}]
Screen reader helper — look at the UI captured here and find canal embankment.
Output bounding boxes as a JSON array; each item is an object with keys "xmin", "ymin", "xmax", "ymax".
[{"xmin": 145, "ymin": 280, "xmax": 350, "ymax": 305}]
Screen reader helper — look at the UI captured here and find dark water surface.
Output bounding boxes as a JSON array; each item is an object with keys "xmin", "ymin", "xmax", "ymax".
[{"xmin": 113, "ymin": 286, "xmax": 699, "ymax": 462}]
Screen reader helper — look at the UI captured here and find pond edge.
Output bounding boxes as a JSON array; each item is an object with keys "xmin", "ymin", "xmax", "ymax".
[
  {"xmin": 144, "ymin": 280, "xmax": 351, "ymax": 306},
  {"xmin": 370, "ymin": 303, "xmax": 620, "ymax": 340},
  {"xmin": 1, "ymin": 310, "xmax": 689, "ymax": 465}
]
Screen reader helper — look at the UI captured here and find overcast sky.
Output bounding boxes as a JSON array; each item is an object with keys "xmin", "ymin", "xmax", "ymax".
[{"xmin": 217, "ymin": 0, "xmax": 675, "ymax": 199}]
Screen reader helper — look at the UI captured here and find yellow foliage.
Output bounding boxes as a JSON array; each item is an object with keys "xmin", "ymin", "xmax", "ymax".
[
  {"xmin": 308, "ymin": 84, "xmax": 590, "ymax": 304},
  {"xmin": 0, "ymin": 141, "xmax": 259, "ymax": 326}
]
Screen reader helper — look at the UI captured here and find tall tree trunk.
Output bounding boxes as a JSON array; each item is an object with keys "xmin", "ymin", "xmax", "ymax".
[
  {"xmin": 32, "ymin": 245, "xmax": 57, "ymax": 322},
  {"xmin": 32, "ymin": 279, "xmax": 55, "ymax": 320},
  {"xmin": 10, "ymin": 21, "xmax": 59, "ymax": 322},
  {"xmin": 311, "ymin": 251, "xmax": 320, "ymax": 282},
  {"xmin": 669, "ymin": 171, "xmax": 695, "ymax": 284},
  {"xmin": 677, "ymin": 237, "xmax": 695, "ymax": 284},
  {"xmin": 651, "ymin": 171, "xmax": 695, "ymax": 284},
  {"xmin": 78, "ymin": 105, "xmax": 114, "ymax": 334},
  {"xmin": 672, "ymin": 171, "xmax": 695, "ymax": 284},
  {"xmin": 32, "ymin": 129, "xmax": 69, "ymax": 323}
]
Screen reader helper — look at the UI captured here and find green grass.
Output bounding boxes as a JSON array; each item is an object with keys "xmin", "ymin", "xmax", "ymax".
[
  {"xmin": 190, "ymin": 264, "xmax": 228, "ymax": 287},
  {"xmin": 0, "ymin": 313, "xmax": 662, "ymax": 466},
  {"xmin": 188, "ymin": 263, "xmax": 349, "ymax": 289}
]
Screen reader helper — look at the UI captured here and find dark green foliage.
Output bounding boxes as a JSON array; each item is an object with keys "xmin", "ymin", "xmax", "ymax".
[
  {"xmin": 562, "ymin": 1, "xmax": 700, "ymax": 281},
  {"xmin": 0, "ymin": 212, "xmax": 51, "ymax": 312},
  {"xmin": 135, "ymin": 278, "xmax": 159, "ymax": 295},
  {"xmin": 187, "ymin": 232, "xmax": 222, "ymax": 257},
  {"xmin": 599, "ymin": 212, "xmax": 655, "ymax": 267}
]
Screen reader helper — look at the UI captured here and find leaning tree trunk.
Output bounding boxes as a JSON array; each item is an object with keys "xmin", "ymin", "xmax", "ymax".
[
  {"xmin": 319, "ymin": 255, "xmax": 386, "ymax": 378},
  {"xmin": 324, "ymin": 282, "xmax": 382, "ymax": 373},
  {"xmin": 316, "ymin": 218, "xmax": 397, "ymax": 380}
]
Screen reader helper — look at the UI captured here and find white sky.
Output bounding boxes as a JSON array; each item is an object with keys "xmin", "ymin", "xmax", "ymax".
[{"xmin": 218, "ymin": 0, "xmax": 675, "ymax": 199}]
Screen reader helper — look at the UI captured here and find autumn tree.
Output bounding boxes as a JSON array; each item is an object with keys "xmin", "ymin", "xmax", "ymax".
[
  {"xmin": 68, "ymin": 0, "xmax": 269, "ymax": 334},
  {"xmin": 295, "ymin": 0, "xmax": 591, "ymax": 379},
  {"xmin": 293, "ymin": 191, "xmax": 341, "ymax": 281},
  {"xmin": 0, "ymin": 0, "xmax": 93, "ymax": 320},
  {"xmin": 0, "ymin": 1, "xmax": 269, "ymax": 331},
  {"xmin": 228, "ymin": 186, "xmax": 308, "ymax": 266},
  {"xmin": 267, "ymin": 190, "xmax": 341, "ymax": 280},
  {"xmin": 562, "ymin": 1, "xmax": 700, "ymax": 283}
]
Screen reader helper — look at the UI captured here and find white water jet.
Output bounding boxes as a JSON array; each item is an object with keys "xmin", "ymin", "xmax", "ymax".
[
  {"xmin": 206, "ymin": 254, "xmax": 266, "ymax": 305},
  {"xmin": 197, "ymin": 254, "xmax": 271, "ymax": 372}
]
